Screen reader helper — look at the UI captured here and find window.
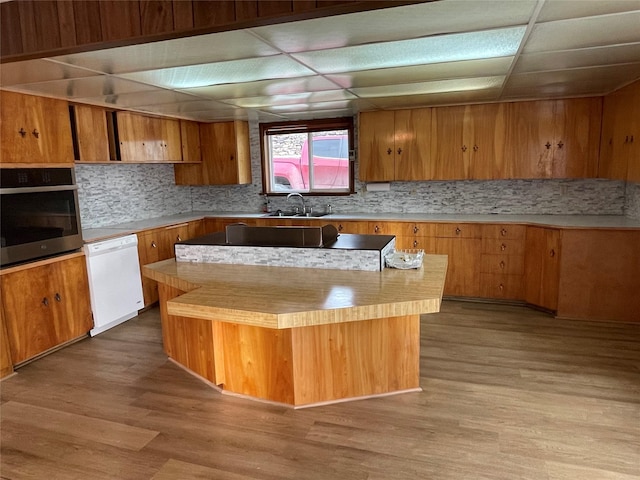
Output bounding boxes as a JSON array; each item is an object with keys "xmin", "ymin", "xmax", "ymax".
[{"xmin": 260, "ymin": 117, "xmax": 354, "ymax": 194}]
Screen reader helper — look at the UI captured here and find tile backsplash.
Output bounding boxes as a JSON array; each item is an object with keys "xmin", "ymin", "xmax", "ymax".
[{"xmin": 76, "ymin": 119, "xmax": 636, "ymax": 228}]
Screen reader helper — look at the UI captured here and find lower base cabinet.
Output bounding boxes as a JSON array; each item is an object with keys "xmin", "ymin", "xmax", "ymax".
[
  {"xmin": 0, "ymin": 253, "xmax": 93, "ymax": 365},
  {"xmin": 524, "ymin": 227, "xmax": 561, "ymax": 311},
  {"xmin": 0, "ymin": 304, "xmax": 14, "ymax": 378}
]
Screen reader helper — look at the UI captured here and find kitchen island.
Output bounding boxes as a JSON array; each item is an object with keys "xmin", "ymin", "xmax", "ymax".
[{"xmin": 143, "ymin": 254, "xmax": 447, "ymax": 408}]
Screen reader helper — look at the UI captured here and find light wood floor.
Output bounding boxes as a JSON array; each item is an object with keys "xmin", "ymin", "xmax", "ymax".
[{"xmin": 1, "ymin": 301, "xmax": 639, "ymax": 480}]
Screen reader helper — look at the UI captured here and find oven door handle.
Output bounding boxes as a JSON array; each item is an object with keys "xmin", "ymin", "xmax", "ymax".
[{"xmin": 0, "ymin": 185, "xmax": 78, "ymax": 194}]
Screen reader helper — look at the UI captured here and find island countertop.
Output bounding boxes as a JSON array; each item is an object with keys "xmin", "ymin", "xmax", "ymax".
[{"xmin": 143, "ymin": 254, "xmax": 448, "ymax": 329}]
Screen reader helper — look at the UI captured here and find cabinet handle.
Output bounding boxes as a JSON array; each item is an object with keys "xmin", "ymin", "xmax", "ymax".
[
  {"xmin": 455, "ymin": 227, "xmax": 461, "ymax": 235},
  {"xmin": 461, "ymin": 145, "xmax": 467, "ymax": 152},
  {"xmin": 499, "ymin": 284, "xmax": 504, "ymax": 291},
  {"xmin": 557, "ymin": 141, "xmax": 564, "ymax": 149},
  {"xmin": 500, "ymin": 261, "xmax": 505, "ymax": 269},
  {"xmin": 550, "ymin": 249, "xmax": 555, "ymax": 258},
  {"xmin": 500, "ymin": 243, "xmax": 507, "ymax": 251},
  {"xmin": 500, "ymin": 228, "xmax": 507, "ymax": 236},
  {"xmin": 624, "ymin": 135, "xmax": 629, "ymax": 143},
  {"xmin": 473, "ymin": 145, "xmax": 478, "ymax": 152},
  {"xmin": 230, "ymin": 155, "xmax": 234, "ymax": 162},
  {"xmin": 32, "ymin": 129, "xmax": 40, "ymax": 138},
  {"xmin": 413, "ymin": 240, "xmax": 418, "ymax": 248},
  {"xmin": 397, "ymin": 147, "xmax": 402, "ymax": 155},
  {"xmin": 42, "ymin": 297, "xmax": 49, "ymax": 307},
  {"xmin": 413, "ymin": 226, "xmax": 419, "ymax": 234},
  {"xmin": 18, "ymin": 128, "xmax": 26, "ymax": 137},
  {"xmin": 176, "ymin": 235, "xmax": 182, "ymax": 242},
  {"xmin": 387, "ymin": 148, "xmax": 392, "ymax": 155},
  {"xmin": 630, "ymin": 135, "xmax": 634, "ymax": 143},
  {"xmin": 545, "ymin": 142, "xmax": 551, "ymax": 149},
  {"xmin": 55, "ymin": 293, "xmax": 61, "ymax": 302},
  {"xmin": 338, "ymin": 224, "xmax": 343, "ymax": 232},
  {"xmin": 374, "ymin": 225, "xmax": 380, "ymax": 233},
  {"xmin": 151, "ymin": 241, "xmax": 157, "ymax": 248}
]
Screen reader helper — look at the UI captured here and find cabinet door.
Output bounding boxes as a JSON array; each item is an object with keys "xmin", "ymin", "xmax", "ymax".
[
  {"xmin": 72, "ymin": 104, "xmax": 110, "ymax": 162},
  {"xmin": 0, "ymin": 91, "xmax": 74, "ymax": 164},
  {"xmin": 623, "ymin": 82, "xmax": 640, "ymax": 182},
  {"xmin": 551, "ymin": 97, "xmax": 601, "ymax": 178},
  {"xmin": 524, "ymin": 227, "xmax": 560, "ymax": 311},
  {"xmin": 180, "ymin": 120, "xmax": 201, "ymax": 162},
  {"xmin": 0, "ymin": 296, "xmax": 14, "ymax": 378},
  {"xmin": 435, "ymin": 237, "xmax": 482, "ymax": 297},
  {"xmin": 504, "ymin": 100, "xmax": 556, "ymax": 178},
  {"xmin": 358, "ymin": 111, "xmax": 395, "ymax": 181},
  {"xmin": 162, "ymin": 118, "xmax": 182, "ymax": 161},
  {"xmin": 195, "ymin": 121, "xmax": 251, "ymax": 185},
  {"xmin": 468, "ymin": 103, "xmax": 507, "ymax": 179},
  {"xmin": 49, "ymin": 255, "xmax": 93, "ymax": 341},
  {"xmin": 431, "ymin": 105, "xmax": 466, "ymax": 180},
  {"xmin": 137, "ymin": 229, "xmax": 163, "ymax": 306},
  {"xmin": 394, "ymin": 108, "xmax": 431, "ymax": 181}
]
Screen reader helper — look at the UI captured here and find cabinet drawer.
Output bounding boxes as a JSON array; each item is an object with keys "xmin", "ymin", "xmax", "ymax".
[
  {"xmin": 482, "ymin": 224, "xmax": 526, "ymax": 239},
  {"xmin": 481, "ymin": 238, "xmax": 525, "ymax": 256},
  {"xmin": 397, "ymin": 236, "xmax": 436, "ymax": 251},
  {"xmin": 480, "ymin": 273, "xmax": 524, "ymax": 300},
  {"xmin": 435, "ymin": 223, "xmax": 482, "ymax": 238},
  {"xmin": 480, "ymin": 254, "xmax": 524, "ymax": 275},
  {"xmin": 398, "ymin": 222, "xmax": 437, "ymax": 238}
]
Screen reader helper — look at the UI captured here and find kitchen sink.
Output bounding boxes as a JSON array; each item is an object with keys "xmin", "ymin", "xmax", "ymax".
[{"xmin": 263, "ymin": 210, "xmax": 329, "ymax": 218}]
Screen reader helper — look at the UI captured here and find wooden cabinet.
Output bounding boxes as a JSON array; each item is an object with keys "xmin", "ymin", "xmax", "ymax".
[
  {"xmin": 480, "ymin": 224, "xmax": 525, "ymax": 300},
  {"xmin": 434, "ymin": 224, "xmax": 482, "ymax": 297},
  {"xmin": 431, "ymin": 103, "xmax": 507, "ymax": 180},
  {"xmin": 0, "ymin": 90, "xmax": 74, "ymax": 165},
  {"xmin": 70, "ymin": 104, "xmax": 110, "ymax": 162},
  {"xmin": 504, "ymin": 98, "xmax": 602, "ymax": 179},
  {"xmin": 599, "ymin": 80, "xmax": 640, "ymax": 182},
  {"xmin": 174, "ymin": 121, "xmax": 251, "ymax": 185},
  {"xmin": 358, "ymin": 108, "xmax": 431, "ymax": 182},
  {"xmin": 524, "ymin": 227, "xmax": 561, "ymax": 311},
  {"xmin": 557, "ymin": 229, "xmax": 640, "ymax": 323},
  {"xmin": 116, "ymin": 112, "xmax": 182, "ymax": 162},
  {"xmin": 0, "ymin": 299, "xmax": 14, "ymax": 378},
  {"xmin": 0, "ymin": 254, "xmax": 92, "ymax": 365},
  {"xmin": 180, "ymin": 120, "xmax": 202, "ymax": 163}
]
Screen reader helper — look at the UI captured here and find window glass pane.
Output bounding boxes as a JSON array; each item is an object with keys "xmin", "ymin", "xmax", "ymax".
[{"xmin": 310, "ymin": 130, "xmax": 349, "ymax": 190}]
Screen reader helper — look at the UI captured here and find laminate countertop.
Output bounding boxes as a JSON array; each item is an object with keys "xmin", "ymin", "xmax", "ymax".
[
  {"xmin": 83, "ymin": 212, "xmax": 640, "ymax": 243},
  {"xmin": 142, "ymin": 254, "xmax": 448, "ymax": 329}
]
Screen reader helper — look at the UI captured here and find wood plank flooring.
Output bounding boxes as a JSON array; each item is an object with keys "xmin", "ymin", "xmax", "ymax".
[{"xmin": 1, "ymin": 300, "xmax": 639, "ymax": 479}]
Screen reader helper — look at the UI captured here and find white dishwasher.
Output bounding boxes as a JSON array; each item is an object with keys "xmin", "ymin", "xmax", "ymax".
[{"xmin": 84, "ymin": 234, "xmax": 144, "ymax": 336}]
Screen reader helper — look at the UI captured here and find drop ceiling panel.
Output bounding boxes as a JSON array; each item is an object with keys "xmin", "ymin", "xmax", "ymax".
[
  {"xmin": 291, "ymin": 27, "xmax": 526, "ymax": 74},
  {"xmin": 2, "ymin": 76, "xmax": 152, "ymax": 99},
  {"xmin": 351, "ymin": 76, "xmax": 505, "ymax": 98},
  {"xmin": 0, "ymin": 59, "xmax": 97, "ymax": 86},
  {"xmin": 514, "ymin": 43, "xmax": 640, "ymax": 73},
  {"xmin": 536, "ymin": 0, "xmax": 640, "ymax": 22},
  {"xmin": 49, "ymin": 31, "xmax": 280, "ymax": 75},
  {"xmin": 133, "ymin": 99, "xmax": 233, "ymax": 115},
  {"xmin": 75, "ymin": 89, "xmax": 200, "ymax": 109},
  {"xmin": 524, "ymin": 11, "xmax": 640, "ymax": 53},
  {"xmin": 326, "ymin": 57, "xmax": 513, "ymax": 89},
  {"xmin": 222, "ymin": 89, "xmax": 357, "ymax": 109},
  {"xmin": 251, "ymin": 0, "xmax": 535, "ymax": 53},
  {"xmin": 120, "ymin": 56, "xmax": 316, "ymax": 89},
  {"xmin": 179, "ymin": 76, "xmax": 340, "ymax": 100},
  {"xmin": 365, "ymin": 89, "xmax": 503, "ymax": 109}
]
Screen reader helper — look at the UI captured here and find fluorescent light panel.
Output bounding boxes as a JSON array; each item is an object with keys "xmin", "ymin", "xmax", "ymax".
[{"xmin": 351, "ymin": 76, "xmax": 505, "ymax": 98}]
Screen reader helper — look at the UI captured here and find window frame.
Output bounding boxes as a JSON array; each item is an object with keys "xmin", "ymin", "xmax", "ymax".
[{"xmin": 259, "ymin": 117, "xmax": 355, "ymax": 196}]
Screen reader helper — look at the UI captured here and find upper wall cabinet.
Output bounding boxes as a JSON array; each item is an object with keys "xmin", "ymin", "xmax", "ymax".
[
  {"xmin": 358, "ymin": 108, "xmax": 431, "ymax": 182},
  {"xmin": 599, "ymin": 81, "xmax": 640, "ymax": 182},
  {"xmin": 0, "ymin": 90, "xmax": 74, "ymax": 165},
  {"xmin": 180, "ymin": 120, "xmax": 202, "ymax": 163},
  {"xmin": 70, "ymin": 104, "xmax": 110, "ymax": 162},
  {"xmin": 115, "ymin": 112, "xmax": 182, "ymax": 162},
  {"xmin": 174, "ymin": 120, "xmax": 251, "ymax": 185},
  {"xmin": 504, "ymin": 98, "xmax": 602, "ymax": 179},
  {"xmin": 430, "ymin": 103, "xmax": 507, "ymax": 180}
]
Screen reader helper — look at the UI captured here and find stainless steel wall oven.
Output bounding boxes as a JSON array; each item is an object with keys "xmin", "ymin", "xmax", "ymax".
[{"xmin": 1, "ymin": 168, "xmax": 83, "ymax": 267}]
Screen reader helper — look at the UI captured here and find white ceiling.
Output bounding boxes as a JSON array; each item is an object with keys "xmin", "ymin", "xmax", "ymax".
[{"xmin": 1, "ymin": 0, "xmax": 640, "ymax": 122}]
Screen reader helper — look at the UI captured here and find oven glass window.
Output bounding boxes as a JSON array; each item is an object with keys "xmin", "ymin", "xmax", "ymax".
[{"xmin": 1, "ymin": 190, "xmax": 80, "ymax": 248}]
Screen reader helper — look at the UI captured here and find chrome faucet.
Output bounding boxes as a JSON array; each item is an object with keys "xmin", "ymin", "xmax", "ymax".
[{"xmin": 286, "ymin": 192, "xmax": 307, "ymax": 214}]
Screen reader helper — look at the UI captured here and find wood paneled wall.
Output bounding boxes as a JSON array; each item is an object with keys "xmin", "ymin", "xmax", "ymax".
[{"xmin": 0, "ymin": 0, "xmax": 423, "ymax": 60}]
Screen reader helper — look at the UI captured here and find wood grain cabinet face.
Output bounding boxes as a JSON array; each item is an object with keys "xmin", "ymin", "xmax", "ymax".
[
  {"xmin": 0, "ymin": 298, "xmax": 14, "ymax": 378},
  {"xmin": 358, "ymin": 108, "xmax": 431, "ymax": 182},
  {"xmin": 505, "ymin": 98, "xmax": 601, "ymax": 179},
  {"xmin": 180, "ymin": 120, "xmax": 202, "ymax": 163},
  {"xmin": 434, "ymin": 224, "xmax": 482, "ymax": 297},
  {"xmin": 174, "ymin": 121, "xmax": 251, "ymax": 185},
  {"xmin": 599, "ymin": 81, "xmax": 640, "ymax": 182},
  {"xmin": 71, "ymin": 104, "xmax": 110, "ymax": 162},
  {"xmin": 0, "ymin": 91, "xmax": 74, "ymax": 164},
  {"xmin": 524, "ymin": 227, "xmax": 561, "ymax": 311},
  {"xmin": 431, "ymin": 103, "xmax": 506, "ymax": 180},
  {"xmin": 480, "ymin": 225, "xmax": 525, "ymax": 300},
  {"xmin": 116, "ymin": 112, "xmax": 182, "ymax": 162},
  {"xmin": 0, "ymin": 255, "xmax": 92, "ymax": 365}
]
